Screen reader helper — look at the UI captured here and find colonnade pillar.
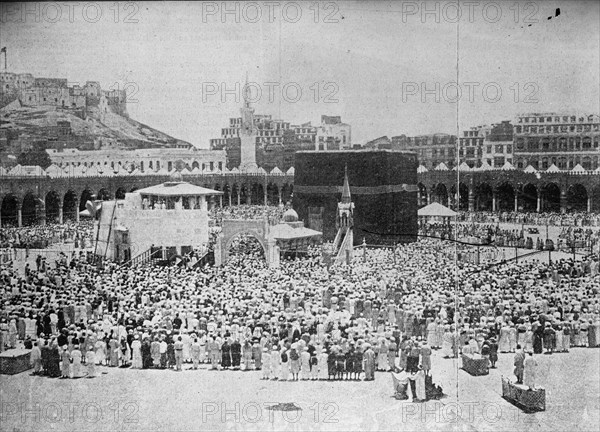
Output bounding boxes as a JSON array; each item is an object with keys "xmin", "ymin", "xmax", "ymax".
[
  {"xmin": 17, "ymin": 203, "xmax": 22, "ymax": 227},
  {"xmin": 58, "ymin": 198, "xmax": 64, "ymax": 224},
  {"xmin": 468, "ymin": 189, "xmax": 474, "ymax": 212},
  {"xmin": 38, "ymin": 203, "xmax": 46, "ymax": 226}
]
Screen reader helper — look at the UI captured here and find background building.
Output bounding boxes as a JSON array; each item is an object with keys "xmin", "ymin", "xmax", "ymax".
[
  {"xmin": 391, "ymin": 133, "xmax": 457, "ymax": 169},
  {"xmin": 210, "ymin": 112, "xmax": 351, "ymax": 171},
  {"xmin": 315, "ymin": 115, "xmax": 351, "ymax": 151},
  {"xmin": 482, "ymin": 121, "xmax": 514, "ymax": 168},
  {"xmin": 459, "ymin": 126, "xmax": 486, "ymax": 168},
  {"xmin": 513, "ymin": 113, "xmax": 600, "ymax": 170},
  {"xmin": 0, "ymin": 71, "xmax": 127, "ymax": 114},
  {"xmin": 46, "ymin": 147, "xmax": 226, "ymax": 173}
]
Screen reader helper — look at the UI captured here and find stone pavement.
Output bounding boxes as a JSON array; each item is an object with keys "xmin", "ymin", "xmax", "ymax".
[{"xmin": 1, "ymin": 346, "xmax": 598, "ymax": 432}]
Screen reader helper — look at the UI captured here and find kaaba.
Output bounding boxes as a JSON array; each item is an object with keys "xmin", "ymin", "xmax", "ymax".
[{"xmin": 293, "ymin": 150, "xmax": 418, "ymax": 245}]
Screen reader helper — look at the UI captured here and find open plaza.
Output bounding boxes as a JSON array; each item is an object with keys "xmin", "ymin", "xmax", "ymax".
[{"xmin": 2, "ymin": 202, "xmax": 600, "ymax": 432}]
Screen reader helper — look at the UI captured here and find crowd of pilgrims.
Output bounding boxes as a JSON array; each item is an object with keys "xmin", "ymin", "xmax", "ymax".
[
  {"xmin": 0, "ymin": 221, "xmax": 95, "ymax": 250},
  {"xmin": 422, "ymin": 221, "xmax": 599, "ymax": 253},
  {"xmin": 459, "ymin": 211, "xmax": 600, "ymax": 227},
  {"xmin": 208, "ymin": 205, "xmax": 288, "ymax": 227},
  {"xmin": 1, "ymin": 210, "xmax": 600, "ymax": 384},
  {"xmin": 421, "ymin": 222, "xmax": 538, "ymax": 246}
]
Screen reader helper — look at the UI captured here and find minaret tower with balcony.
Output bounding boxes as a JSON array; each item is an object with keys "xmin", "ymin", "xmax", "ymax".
[{"xmin": 239, "ymin": 73, "xmax": 258, "ymax": 170}]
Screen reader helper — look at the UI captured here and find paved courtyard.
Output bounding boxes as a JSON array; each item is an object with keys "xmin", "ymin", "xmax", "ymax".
[{"xmin": 2, "ymin": 346, "xmax": 598, "ymax": 432}]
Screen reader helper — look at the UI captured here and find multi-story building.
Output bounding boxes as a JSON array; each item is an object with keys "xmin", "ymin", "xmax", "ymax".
[
  {"xmin": 458, "ymin": 126, "xmax": 486, "ymax": 168},
  {"xmin": 392, "ymin": 133, "xmax": 457, "ymax": 169},
  {"xmin": 481, "ymin": 120, "xmax": 514, "ymax": 168},
  {"xmin": 293, "ymin": 122, "xmax": 317, "ymax": 146},
  {"xmin": 513, "ymin": 113, "xmax": 600, "ymax": 170},
  {"xmin": 211, "ymin": 114, "xmax": 290, "ymax": 149},
  {"xmin": 365, "ymin": 136, "xmax": 392, "ymax": 149},
  {"xmin": 46, "ymin": 147, "xmax": 226, "ymax": 173},
  {"xmin": 210, "ymin": 112, "xmax": 351, "ymax": 170},
  {"xmin": 315, "ymin": 115, "xmax": 351, "ymax": 150},
  {"xmin": 0, "ymin": 71, "xmax": 127, "ymax": 114}
]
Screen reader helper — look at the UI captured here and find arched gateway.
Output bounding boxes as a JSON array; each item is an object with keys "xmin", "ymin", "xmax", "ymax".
[
  {"xmin": 214, "ymin": 214, "xmax": 322, "ymax": 268},
  {"xmin": 215, "ymin": 219, "xmax": 279, "ymax": 268}
]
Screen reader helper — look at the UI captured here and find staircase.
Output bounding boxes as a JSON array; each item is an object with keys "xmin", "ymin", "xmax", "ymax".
[
  {"xmin": 335, "ymin": 227, "xmax": 353, "ymax": 265},
  {"xmin": 192, "ymin": 250, "xmax": 214, "ymax": 268},
  {"xmin": 121, "ymin": 247, "xmax": 156, "ymax": 267},
  {"xmin": 332, "ymin": 227, "xmax": 345, "ymax": 252}
]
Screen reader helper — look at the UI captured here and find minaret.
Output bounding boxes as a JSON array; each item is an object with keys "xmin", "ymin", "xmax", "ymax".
[
  {"xmin": 341, "ymin": 164, "xmax": 351, "ymax": 204},
  {"xmin": 337, "ymin": 164, "xmax": 354, "ymax": 229},
  {"xmin": 335, "ymin": 164, "xmax": 355, "ymax": 264},
  {"xmin": 239, "ymin": 73, "xmax": 258, "ymax": 170}
]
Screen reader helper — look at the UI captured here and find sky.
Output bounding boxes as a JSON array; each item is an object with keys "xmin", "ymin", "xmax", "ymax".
[{"xmin": 1, "ymin": 1, "xmax": 599, "ymax": 147}]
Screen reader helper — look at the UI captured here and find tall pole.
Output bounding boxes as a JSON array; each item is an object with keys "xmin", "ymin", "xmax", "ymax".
[{"xmin": 546, "ymin": 222, "xmax": 551, "ymax": 264}]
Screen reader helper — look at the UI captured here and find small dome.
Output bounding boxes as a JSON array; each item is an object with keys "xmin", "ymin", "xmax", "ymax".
[
  {"xmin": 282, "ymin": 208, "xmax": 299, "ymax": 222},
  {"xmin": 169, "ymin": 171, "xmax": 183, "ymax": 183}
]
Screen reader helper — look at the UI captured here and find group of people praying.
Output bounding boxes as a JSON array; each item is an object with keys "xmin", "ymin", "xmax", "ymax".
[{"xmin": 0, "ymin": 206, "xmax": 599, "ymax": 392}]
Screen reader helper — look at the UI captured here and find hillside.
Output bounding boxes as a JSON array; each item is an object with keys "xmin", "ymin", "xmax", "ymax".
[{"xmin": 0, "ymin": 102, "xmax": 191, "ymax": 149}]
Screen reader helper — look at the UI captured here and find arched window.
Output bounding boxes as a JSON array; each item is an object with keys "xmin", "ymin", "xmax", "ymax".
[
  {"xmin": 557, "ymin": 157, "xmax": 567, "ymax": 169},
  {"xmin": 542, "ymin": 138, "xmax": 550, "ymax": 150},
  {"xmin": 582, "ymin": 157, "xmax": 592, "ymax": 170},
  {"xmin": 559, "ymin": 137, "xmax": 567, "ymax": 150}
]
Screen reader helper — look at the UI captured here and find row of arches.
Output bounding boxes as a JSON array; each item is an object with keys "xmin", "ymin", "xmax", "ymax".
[
  {"xmin": 515, "ymin": 155, "xmax": 599, "ymax": 171},
  {"xmin": 0, "ymin": 188, "xmax": 130, "ymax": 227},
  {"xmin": 215, "ymin": 183, "xmax": 292, "ymax": 207},
  {"xmin": 0, "ymin": 182, "xmax": 294, "ymax": 227},
  {"xmin": 418, "ymin": 182, "xmax": 596, "ymax": 213}
]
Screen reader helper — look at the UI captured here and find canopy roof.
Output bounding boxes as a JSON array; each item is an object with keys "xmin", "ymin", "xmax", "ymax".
[
  {"xmin": 269, "ymin": 223, "xmax": 322, "ymax": 240},
  {"xmin": 501, "ymin": 161, "xmax": 515, "ymax": 170},
  {"xmin": 417, "ymin": 202, "xmax": 457, "ymax": 218},
  {"xmin": 136, "ymin": 181, "xmax": 222, "ymax": 197},
  {"xmin": 478, "ymin": 161, "xmax": 492, "ymax": 171},
  {"xmin": 457, "ymin": 162, "xmax": 472, "ymax": 172}
]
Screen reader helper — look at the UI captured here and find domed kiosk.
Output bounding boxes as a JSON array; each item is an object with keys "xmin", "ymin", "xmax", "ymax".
[
  {"xmin": 215, "ymin": 206, "xmax": 322, "ymax": 268},
  {"xmin": 282, "ymin": 208, "xmax": 299, "ymax": 223}
]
